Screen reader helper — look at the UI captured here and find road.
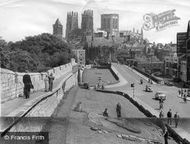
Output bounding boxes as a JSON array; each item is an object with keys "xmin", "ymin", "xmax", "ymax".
[
  {"xmin": 110, "ymin": 63, "xmax": 190, "ymax": 118},
  {"xmin": 43, "ymin": 87, "xmax": 176, "ymax": 144}
]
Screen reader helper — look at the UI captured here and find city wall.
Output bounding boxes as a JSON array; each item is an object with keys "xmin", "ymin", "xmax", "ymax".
[
  {"xmin": 0, "ymin": 59, "xmax": 76, "ymax": 103},
  {"xmin": 3, "ymin": 71, "xmax": 78, "ymax": 133}
]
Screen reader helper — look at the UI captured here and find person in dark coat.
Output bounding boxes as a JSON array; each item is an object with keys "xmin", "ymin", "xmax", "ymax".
[
  {"xmin": 23, "ymin": 70, "xmax": 33, "ymax": 99},
  {"xmin": 167, "ymin": 109, "xmax": 172, "ymax": 125},
  {"xmin": 48, "ymin": 73, "xmax": 55, "ymax": 91},
  {"xmin": 116, "ymin": 103, "xmax": 121, "ymax": 118},
  {"xmin": 103, "ymin": 108, "xmax": 109, "ymax": 117}
]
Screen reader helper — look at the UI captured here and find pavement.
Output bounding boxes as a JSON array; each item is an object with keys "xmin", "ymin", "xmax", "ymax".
[
  {"xmin": 1, "ymin": 72, "xmax": 72, "ymax": 117},
  {"xmin": 109, "ymin": 63, "xmax": 190, "ymax": 142}
]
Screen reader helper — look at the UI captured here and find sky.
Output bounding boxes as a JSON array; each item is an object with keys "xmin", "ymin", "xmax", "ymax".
[{"xmin": 0, "ymin": 0, "xmax": 190, "ymax": 43}]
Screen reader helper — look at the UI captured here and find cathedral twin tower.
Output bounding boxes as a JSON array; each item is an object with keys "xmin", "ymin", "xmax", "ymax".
[{"xmin": 53, "ymin": 10, "xmax": 93, "ymax": 40}]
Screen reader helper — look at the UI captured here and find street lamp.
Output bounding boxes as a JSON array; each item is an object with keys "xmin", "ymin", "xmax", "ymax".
[{"xmin": 131, "ymin": 83, "xmax": 135, "ymax": 98}]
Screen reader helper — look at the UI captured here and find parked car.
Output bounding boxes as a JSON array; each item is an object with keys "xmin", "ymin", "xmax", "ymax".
[
  {"xmin": 79, "ymin": 82, "xmax": 89, "ymax": 89},
  {"xmin": 155, "ymin": 91, "xmax": 166, "ymax": 100},
  {"xmin": 145, "ymin": 85, "xmax": 153, "ymax": 92},
  {"xmin": 165, "ymin": 81, "xmax": 174, "ymax": 86}
]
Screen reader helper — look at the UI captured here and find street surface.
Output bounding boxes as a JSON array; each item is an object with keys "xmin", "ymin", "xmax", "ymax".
[
  {"xmin": 109, "ymin": 63, "xmax": 190, "ymax": 141},
  {"xmin": 44, "ymin": 87, "xmax": 176, "ymax": 144},
  {"xmin": 110, "ymin": 63, "xmax": 190, "ymax": 118}
]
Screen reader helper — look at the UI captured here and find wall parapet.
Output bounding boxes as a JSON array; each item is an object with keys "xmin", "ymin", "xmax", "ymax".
[{"xmin": 0, "ymin": 59, "xmax": 77, "ymax": 103}]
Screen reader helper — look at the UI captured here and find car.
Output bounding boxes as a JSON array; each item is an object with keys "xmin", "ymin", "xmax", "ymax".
[
  {"xmin": 164, "ymin": 81, "xmax": 174, "ymax": 86},
  {"xmin": 79, "ymin": 82, "xmax": 89, "ymax": 89},
  {"xmin": 155, "ymin": 91, "xmax": 166, "ymax": 100},
  {"xmin": 145, "ymin": 85, "xmax": 153, "ymax": 92}
]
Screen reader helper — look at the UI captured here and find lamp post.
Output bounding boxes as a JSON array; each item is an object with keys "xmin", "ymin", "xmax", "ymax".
[{"xmin": 131, "ymin": 83, "xmax": 135, "ymax": 98}]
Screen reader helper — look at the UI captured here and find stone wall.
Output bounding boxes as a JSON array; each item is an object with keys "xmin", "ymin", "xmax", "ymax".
[
  {"xmin": 5, "ymin": 72, "xmax": 78, "ymax": 132},
  {"xmin": 0, "ymin": 59, "xmax": 76, "ymax": 103}
]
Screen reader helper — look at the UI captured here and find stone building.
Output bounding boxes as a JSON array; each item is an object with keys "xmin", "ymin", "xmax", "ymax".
[
  {"xmin": 177, "ymin": 21, "xmax": 190, "ymax": 85},
  {"xmin": 81, "ymin": 10, "xmax": 93, "ymax": 36},
  {"xmin": 66, "ymin": 11, "xmax": 78, "ymax": 40},
  {"xmin": 53, "ymin": 18, "xmax": 63, "ymax": 39},
  {"xmin": 101, "ymin": 14, "xmax": 119, "ymax": 36}
]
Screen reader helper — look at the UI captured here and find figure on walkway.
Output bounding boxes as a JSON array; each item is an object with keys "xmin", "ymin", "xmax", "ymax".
[
  {"xmin": 140, "ymin": 79, "xmax": 143, "ymax": 84},
  {"xmin": 44, "ymin": 73, "xmax": 49, "ymax": 92},
  {"xmin": 116, "ymin": 102, "xmax": 121, "ymax": 118},
  {"xmin": 183, "ymin": 93, "xmax": 187, "ymax": 103},
  {"xmin": 159, "ymin": 110, "xmax": 164, "ymax": 118},
  {"xmin": 159, "ymin": 98, "xmax": 164, "ymax": 110},
  {"xmin": 23, "ymin": 70, "xmax": 33, "ymax": 99},
  {"xmin": 163, "ymin": 125, "xmax": 169, "ymax": 144},
  {"xmin": 167, "ymin": 109, "xmax": 172, "ymax": 125},
  {"xmin": 103, "ymin": 108, "xmax": 109, "ymax": 117},
  {"xmin": 174, "ymin": 112, "xmax": 180, "ymax": 128},
  {"xmin": 48, "ymin": 73, "xmax": 55, "ymax": 91},
  {"xmin": 178, "ymin": 89, "xmax": 181, "ymax": 96}
]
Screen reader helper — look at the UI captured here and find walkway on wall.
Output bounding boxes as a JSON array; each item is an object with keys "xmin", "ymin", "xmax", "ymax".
[{"xmin": 1, "ymin": 72, "xmax": 71, "ymax": 117}]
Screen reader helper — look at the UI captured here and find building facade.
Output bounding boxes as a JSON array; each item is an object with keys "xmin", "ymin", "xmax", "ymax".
[
  {"xmin": 177, "ymin": 21, "xmax": 190, "ymax": 85},
  {"xmin": 53, "ymin": 19, "xmax": 63, "ymax": 39},
  {"xmin": 81, "ymin": 10, "xmax": 93, "ymax": 36},
  {"xmin": 164, "ymin": 52, "xmax": 178, "ymax": 79},
  {"xmin": 72, "ymin": 49, "xmax": 86, "ymax": 67},
  {"xmin": 101, "ymin": 14, "xmax": 119, "ymax": 36},
  {"xmin": 66, "ymin": 11, "xmax": 78, "ymax": 39}
]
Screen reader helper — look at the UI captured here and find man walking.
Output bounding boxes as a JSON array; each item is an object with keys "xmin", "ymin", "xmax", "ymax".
[
  {"xmin": 167, "ymin": 109, "xmax": 172, "ymax": 125},
  {"xmin": 174, "ymin": 112, "xmax": 180, "ymax": 128},
  {"xmin": 48, "ymin": 73, "xmax": 55, "ymax": 91},
  {"xmin": 116, "ymin": 102, "xmax": 121, "ymax": 118},
  {"xmin": 23, "ymin": 70, "xmax": 33, "ymax": 99}
]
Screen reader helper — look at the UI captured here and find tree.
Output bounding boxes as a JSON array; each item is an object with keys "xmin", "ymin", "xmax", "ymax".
[{"xmin": 1, "ymin": 33, "xmax": 75, "ymax": 72}]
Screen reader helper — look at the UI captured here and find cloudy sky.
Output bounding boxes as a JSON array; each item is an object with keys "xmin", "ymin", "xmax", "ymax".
[{"xmin": 0, "ymin": 0, "xmax": 190, "ymax": 43}]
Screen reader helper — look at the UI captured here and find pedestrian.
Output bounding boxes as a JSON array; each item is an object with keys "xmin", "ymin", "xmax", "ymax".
[
  {"xmin": 44, "ymin": 73, "xmax": 49, "ymax": 92},
  {"xmin": 159, "ymin": 98, "xmax": 164, "ymax": 110},
  {"xmin": 103, "ymin": 108, "xmax": 109, "ymax": 117},
  {"xmin": 116, "ymin": 102, "xmax": 121, "ymax": 118},
  {"xmin": 181, "ymin": 89, "xmax": 183, "ymax": 97},
  {"xmin": 174, "ymin": 112, "xmax": 179, "ymax": 128},
  {"xmin": 183, "ymin": 94, "xmax": 187, "ymax": 103},
  {"xmin": 163, "ymin": 125, "xmax": 169, "ymax": 144},
  {"xmin": 178, "ymin": 89, "xmax": 181, "ymax": 96},
  {"xmin": 48, "ymin": 73, "xmax": 55, "ymax": 91},
  {"xmin": 159, "ymin": 110, "xmax": 164, "ymax": 118},
  {"xmin": 23, "ymin": 70, "xmax": 34, "ymax": 99},
  {"xmin": 167, "ymin": 109, "xmax": 172, "ymax": 125}
]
